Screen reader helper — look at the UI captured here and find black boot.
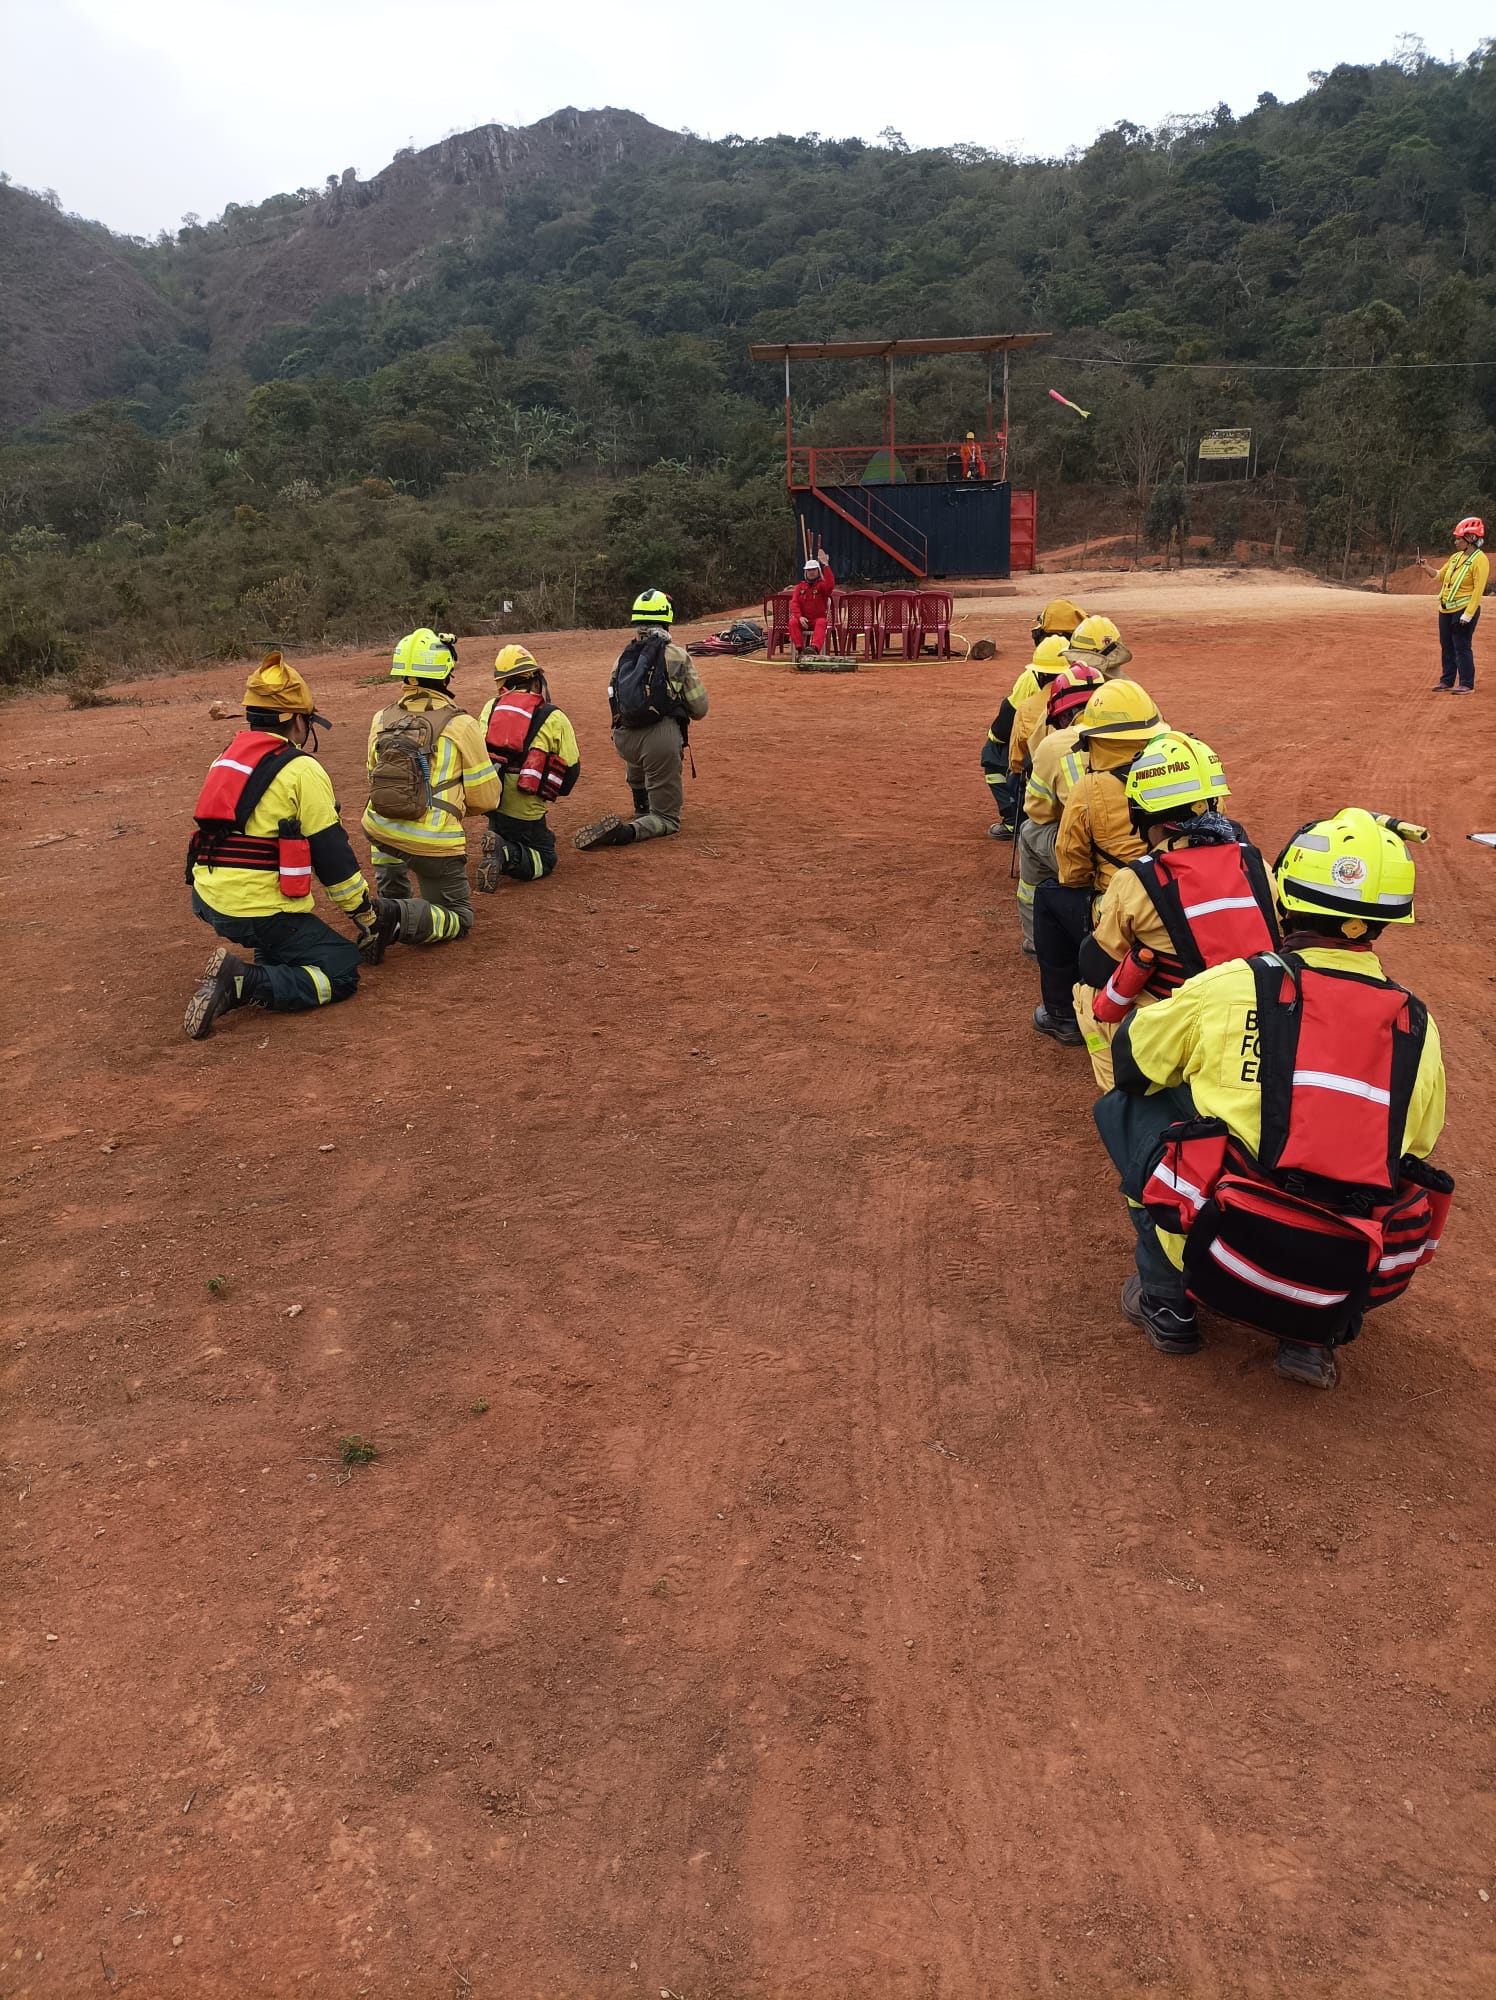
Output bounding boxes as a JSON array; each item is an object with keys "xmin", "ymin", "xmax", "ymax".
[
  {"xmin": 631, "ymin": 787, "xmax": 652, "ymax": 817},
  {"xmin": 1121, "ymin": 1275, "xmax": 1201, "ymax": 1354},
  {"xmin": 1032, "ymin": 1004, "xmax": 1083, "ymax": 1048},
  {"xmin": 573, "ymin": 813, "xmax": 637, "ymax": 851},
  {"xmin": 184, "ymin": 946, "xmax": 268, "ymax": 1040},
  {"xmin": 1274, "ymin": 1340, "xmax": 1338, "ymax": 1389},
  {"xmin": 476, "ymin": 829, "xmax": 503, "ymax": 894}
]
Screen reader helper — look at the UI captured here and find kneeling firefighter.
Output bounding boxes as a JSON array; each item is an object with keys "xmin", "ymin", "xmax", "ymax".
[
  {"xmin": 475, "ymin": 646, "xmax": 580, "ymax": 890},
  {"xmin": 1013, "ymin": 662, "xmax": 1103, "ymax": 955},
  {"xmin": 184, "ymin": 653, "xmax": 385, "ymax": 1039},
  {"xmin": 981, "ymin": 634, "xmax": 1071, "ymax": 840},
  {"xmin": 574, "ymin": 589, "xmax": 709, "ymax": 850},
  {"xmin": 1031, "ymin": 678, "xmax": 1162, "ymax": 1046},
  {"xmin": 1094, "ymin": 809, "xmax": 1450, "ymax": 1390},
  {"xmin": 362, "ymin": 630, "xmax": 500, "ymax": 946},
  {"xmin": 1073, "ymin": 733, "xmax": 1279, "ymax": 1089}
]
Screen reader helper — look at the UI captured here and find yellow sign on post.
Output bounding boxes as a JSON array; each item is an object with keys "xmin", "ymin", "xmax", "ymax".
[{"xmin": 1198, "ymin": 428, "xmax": 1251, "ymax": 462}]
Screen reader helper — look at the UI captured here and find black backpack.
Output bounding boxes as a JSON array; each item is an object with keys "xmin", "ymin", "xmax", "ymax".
[{"xmin": 610, "ymin": 630, "xmax": 686, "ymax": 731}]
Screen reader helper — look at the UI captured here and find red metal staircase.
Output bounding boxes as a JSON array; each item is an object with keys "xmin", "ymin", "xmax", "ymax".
[{"xmin": 811, "ymin": 482, "xmax": 928, "ymax": 578}]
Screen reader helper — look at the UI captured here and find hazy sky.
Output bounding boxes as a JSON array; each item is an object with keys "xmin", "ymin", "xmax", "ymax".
[{"xmin": 2, "ymin": 0, "xmax": 1471, "ymax": 238}]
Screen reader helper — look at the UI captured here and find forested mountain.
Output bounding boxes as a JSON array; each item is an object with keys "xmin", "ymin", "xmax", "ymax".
[{"xmin": 1, "ymin": 44, "xmax": 1493, "ymax": 680}]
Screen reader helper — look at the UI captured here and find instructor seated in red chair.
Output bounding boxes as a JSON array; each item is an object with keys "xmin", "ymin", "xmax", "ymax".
[{"xmin": 788, "ymin": 551, "xmax": 835, "ymax": 661}]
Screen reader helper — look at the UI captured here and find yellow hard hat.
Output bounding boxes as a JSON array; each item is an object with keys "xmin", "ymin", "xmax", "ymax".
[
  {"xmin": 494, "ymin": 644, "xmax": 541, "ymax": 683},
  {"xmin": 242, "ymin": 650, "xmax": 329, "ymax": 726},
  {"xmin": 392, "ymin": 628, "xmax": 458, "ymax": 680},
  {"xmin": 1034, "ymin": 596, "xmax": 1086, "ymax": 637},
  {"xmin": 631, "ymin": 588, "xmax": 673, "ymax": 625},
  {"xmin": 1275, "ymin": 808, "xmax": 1416, "ymax": 928},
  {"xmin": 1077, "ymin": 678, "xmax": 1161, "ymax": 746},
  {"xmin": 1125, "ymin": 732, "xmax": 1229, "ymax": 817},
  {"xmin": 1030, "ymin": 633, "xmax": 1072, "ymax": 672},
  {"xmin": 1066, "ymin": 614, "xmax": 1123, "ymax": 657},
  {"xmin": 966, "ymin": 431, "xmax": 976, "ymax": 440}
]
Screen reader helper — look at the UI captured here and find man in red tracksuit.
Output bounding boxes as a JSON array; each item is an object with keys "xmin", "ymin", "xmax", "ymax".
[{"xmin": 789, "ymin": 550, "xmax": 835, "ymax": 660}]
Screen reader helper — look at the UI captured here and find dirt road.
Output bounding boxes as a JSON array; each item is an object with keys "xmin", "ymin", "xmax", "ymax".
[{"xmin": 4, "ymin": 580, "xmax": 1494, "ymax": 1996}]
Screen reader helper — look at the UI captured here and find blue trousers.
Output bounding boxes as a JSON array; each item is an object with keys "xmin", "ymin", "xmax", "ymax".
[
  {"xmin": 1093, "ymin": 1084, "xmax": 1198, "ymax": 1306},
  {"xmin": 1438, "ymin": 608, "xmax": 1478, "ymax": 689},
  {"xmin": 192, "ymin": 892, "xmax": 360, "ymax": 1011}
]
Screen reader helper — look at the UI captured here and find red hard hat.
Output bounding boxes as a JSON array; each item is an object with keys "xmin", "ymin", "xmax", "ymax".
[
  {"xmin": 1455, "ymin": 515, "xmax": 1485, "ymax": 540},
  {"xmin": 1047, "ymin": 661, "xmax": 1104, "ymax": 723}
]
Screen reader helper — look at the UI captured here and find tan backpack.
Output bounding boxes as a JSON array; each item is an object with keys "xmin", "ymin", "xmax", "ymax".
[{"xmin": 367, "ymin": 703, "xmax": 461, "ymax": 822}]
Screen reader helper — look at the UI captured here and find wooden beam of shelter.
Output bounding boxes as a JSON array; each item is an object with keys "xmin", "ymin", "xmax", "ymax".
[{"xmin": 747, "ymin": 335, "xmax": 1049, "ymax": 361}]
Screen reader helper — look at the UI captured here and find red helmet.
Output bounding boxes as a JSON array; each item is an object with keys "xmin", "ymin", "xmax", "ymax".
[
  {"xmin": 1046, "ymin": 661, "xmax": 1104, "ymax": 725},
  {"xmin": 1455, "ymin": 516, "xmax": 1485, "ymax": 541}
]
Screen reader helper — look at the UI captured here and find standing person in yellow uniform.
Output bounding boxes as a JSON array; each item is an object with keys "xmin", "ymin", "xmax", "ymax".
[
  {"xmin": 1420, "ymin": 516, "xmax": 1488, "ymax": 692},
  {"xmin": 362, "ymin": 629, "xmax": 500, "ymax": 947},
  {"xmin": 184, "ymin": 653, "xmax": 384, "ymax": 1038},
  {"xmin": 1095, "ymin": 810, "xmax": 1449, "ymax": 1390},
  {"xmin": 475, "ymin": 646, "xmax": 581, "ymax": 888}
]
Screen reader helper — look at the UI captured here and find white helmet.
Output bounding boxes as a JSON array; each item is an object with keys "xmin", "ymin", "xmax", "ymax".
[{"xmin": 803, "ymin": 559, "xmax": 821, "ymax": 576}]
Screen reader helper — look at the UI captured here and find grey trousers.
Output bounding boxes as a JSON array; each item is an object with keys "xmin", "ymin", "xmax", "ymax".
[
  {"xmin": 612, "ymin": 718, "xmax": 686, "ymax": 840},
  {"xmin": 373, "ymin": 847, "xmax": 473, "ymax": 944},
  {"xmin": 1016, "ymin": 818, "xmax": 1059, "ymax": 950}
]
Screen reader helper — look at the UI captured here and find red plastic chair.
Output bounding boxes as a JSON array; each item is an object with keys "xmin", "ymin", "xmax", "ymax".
[
  {"xmin": 833, "ymin": 590, "xmax": 878, "ymax": 657},
  {"xmin": 877, "ymin": 590, "xmax": 922, "ymax": 661},
  {"xmin": 764, "ymin": 591, "xmax": 793, "ymax": 658},
  {"xmin": 914, "ymin": 590, "xmax": 954, "ymax": 658}
]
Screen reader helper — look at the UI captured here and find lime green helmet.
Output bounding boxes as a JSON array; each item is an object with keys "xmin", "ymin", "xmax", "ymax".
[
  {"xmin": 391, "ymin": 628, "xmax": 458, "ymax": 680},
  {"xmin": 631, "ymin": 588, "xmax": 673, "ymax": 626}
]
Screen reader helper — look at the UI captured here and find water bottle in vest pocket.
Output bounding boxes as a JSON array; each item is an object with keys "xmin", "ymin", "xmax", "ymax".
[
  {"xmin": 276, "ymin": 816, "xmax": 312, "ymax": 898},
  {"xmin": 368, "ymin": 707, "xmax": 452, "ymax": 821},
  {"xmin": 1366, "ymin": 1156, "xmax": 1454, "ymax": 1309}
]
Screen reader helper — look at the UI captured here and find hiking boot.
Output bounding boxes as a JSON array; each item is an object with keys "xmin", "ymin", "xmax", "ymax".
[
  {"xmin": 476, "ymin": 829, "xmax": 503, "ymax": 893},
  {"xmin": 184, "ymin": 945, "xmax": 259, "ymax": 1040},
  {"xmin": 1021, "ymin": 939, "xmax": 1038, "ymax": 959},
  {"xmin": 1433, "ymin": 681, "xmax": 1454, "ymax": 691},
  {"xmin": 988, "ymin": 820, "xmax": 1016, "ymax": 841},
  {"xmin": 1451, "ymin": 686, "xmax": 1474, "ymax": 695},
  {"xmin": 1032, "ymin": 1004, "xmax": 1083, "ymax": 1047},
  {"xmin": 1274, "ymin": 1339, "xmax": 1338, "ymax": 1389},
  {"xmin": 631, "ymin": 787, "xmax": 652, "ymax": 817},
  {"xmin": 573, "ymin": 813, "xmax": 637, "ymax": 851},
  {"xmin": 1121, "ymin": 1274, "xmax": 1201, "ymax": 1355}
]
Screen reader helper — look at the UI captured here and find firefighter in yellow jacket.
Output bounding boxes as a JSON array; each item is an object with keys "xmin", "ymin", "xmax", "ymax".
[
  {"xmin": 1064, "ymin": 613, "xmax": 1134, "ymax": 678},
  {"xmin": 1094, "ymin": 810, "xmax": 1447, "ymax": 1390},
  {"xmin": 1031, "ymin": 680, "xmax": 1162, "ymax": 1045},
  {"xmin": 981, "ymin": 633, "xmax": 1071, "ymax": 838},
  {"xmin": 184, "ymin": 653, "xmax": 384, "ymax": 1038},
  {"xmin": 475, "ymin": 646, "xmax": 581, "ymax": 889},
  {"xmin": 362, "ymin": 629, "xmax": 500, "ymax": 946},
  {"xmin": 1072, "ymin": 733, "xmax": 1278, "ymax": 1091},
  {"xmin": 1420, "ymin": 515, "xmax": 1487, "ymax": 692},
  {"xmin": 1013, "ymin": 663, "xmax": 1103, "ymax": 955}
]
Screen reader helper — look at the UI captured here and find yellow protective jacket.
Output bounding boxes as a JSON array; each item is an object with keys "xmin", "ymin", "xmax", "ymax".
[
  {"xmin": 1113, "ymin": 947, "xmax": 1446, "ymax": 1269},
  {"xmin": 1023, "ymin": 725, "xmax": 1086, "ymax": 827},
  {"xmin": 362, "ymin": 690, "xmax": 501, "ymax": 859},
  {"xmin": 1438, "ymin": 549, "xmax": 1490, "ymax": 614},
  {"xmin": 1007, "ymin": 687, "xmax": 1050, "ymax": 775},
  {"xmin": 476, "ymin": 697, "xmax": 580, "ymax": 822},
  {"xmin": 1056, "ymin": 763, "xmax": 1145, "ymax": 892},
  {"xmin": 192, "ymin": 747, "xmax": 372, "ymax": 923}
]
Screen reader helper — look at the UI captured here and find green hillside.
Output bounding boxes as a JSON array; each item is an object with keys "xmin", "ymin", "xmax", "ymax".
[{"xmin": 2, "ymin": 42, "xmax": 1493, "ymax": 680}]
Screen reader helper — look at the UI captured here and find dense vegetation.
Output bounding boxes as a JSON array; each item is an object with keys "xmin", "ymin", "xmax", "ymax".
[{"xmin": 2, "ymin": 39, "xmax": 1494, "ymax": 681}]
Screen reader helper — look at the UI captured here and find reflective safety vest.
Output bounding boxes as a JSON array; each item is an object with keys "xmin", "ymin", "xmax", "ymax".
[
  {"xmin": 483, "ymin": 689, "xmax": 569, "ymax": 801},
  {"xmin": 187, "ymin": 730, "xmax": 310, "ymax": 897},
  {"xmin": 1128, "ymin": 841, "xmax": 1279, "ymax": 997},
  {"xmin": 1139, "ymin": 952, "xmax": 1451, "ymax": 1344}
]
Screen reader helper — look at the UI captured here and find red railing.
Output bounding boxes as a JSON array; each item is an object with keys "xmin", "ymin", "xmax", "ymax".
[{"xmin": 789, "ymin": 440, "xmax": 1008, "ymax": 489}]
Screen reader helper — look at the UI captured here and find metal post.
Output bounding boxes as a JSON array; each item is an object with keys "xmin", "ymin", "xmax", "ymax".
[
  {"xmin": 885, "ymin": 351, "xmax": 895, "ymax": 476},
  {"xmin": 784, "ymin": 353, "xmax": 793, "ymax": 487},
  {"xmin": 1001, "ymin": 350, "xmax": 1011, "ymax": 482},
  {"xmin": 986, "ymin": 352, "xmax": 994, "ymax": 473}
]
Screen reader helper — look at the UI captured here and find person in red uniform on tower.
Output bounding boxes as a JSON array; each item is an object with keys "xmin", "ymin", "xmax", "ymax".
[{"xmin": 788, "ymin": 549, "xmax": 836, "ymax": 661}]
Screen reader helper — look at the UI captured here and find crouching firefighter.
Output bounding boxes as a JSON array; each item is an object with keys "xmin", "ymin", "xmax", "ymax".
[
  {"xmin": 574, "ymin": 589, "xmax": 709, "ymax": 850},
  {"xmin": 982, "ymin": 634, "xmax": 1072, "ymax": 840},
  {"xmin": 1013, "ymin": 662, "xmax": 1103, "ymax": 956},
  {"xmin": 476, "ymin": 646, "xmax": 580, "ymax": 890},
  {"xmin": 1094, "ymin": 809, "xmax": 1450, "ymax": 1390},
  {"xmin": 184, "ymin": 653, "xmax": 387, "ymax": 1039},
  {"xmin": 362, "ymin": 629, "xmax": 500, "ymax": 946},
  {"xmin": 1073, "ymin": 732, "xmax": 1279, "ymax": 1089}
]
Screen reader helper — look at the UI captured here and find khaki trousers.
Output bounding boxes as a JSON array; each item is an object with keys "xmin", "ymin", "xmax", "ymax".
[{"xmin": 612, "ymin": 718, "xmax": 686, "ymax": 840}]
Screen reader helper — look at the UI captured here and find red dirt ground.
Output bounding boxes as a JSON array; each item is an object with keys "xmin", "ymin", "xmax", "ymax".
[{"xmin": 4, "ymin": 585, "xmax": 1495, "ymax": 1998}]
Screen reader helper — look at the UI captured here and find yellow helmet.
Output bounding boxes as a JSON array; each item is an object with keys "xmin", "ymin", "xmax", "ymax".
[
  {"xmin": 242, "ymin": 650, "xmax": 329, "ymax": 726},
  {"xmin": 493, "ymin": 643, "xmax": 541, "ymax": 683},
  {"xmin": 1076, "ymin": 678, "xmax": 1161, "ymax": 746},
  {"xmin": 1030, "ymin": 633, "xmax": 1072, "ymax": 675},
  {"xmin": 631, "ymin": 588, "xmax": 674, "ymax": 625},
  {"xmin": 965, "ymin": 431, "xmax": 976, "ymax": 440},
  {"xmin": 1033, "ymin": 596, "xmax": 1086, "ymax": 639},
  {"xmin": 391, "ymin": 628, "xmax": 458, "ymax": 680},
  {"xmin": 1125, "ymin": 732, "xmax": 1229, "ymax": 817},
  {"xmin": 1275, "ymin": 808, "xmax": 1416, "ymax": 928},
  {"xmin": 1066, "ymin": 613, "xmax": 1123, "ymax": 657}
]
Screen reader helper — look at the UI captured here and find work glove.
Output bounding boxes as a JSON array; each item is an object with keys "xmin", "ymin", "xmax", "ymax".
[{"xmin": 352, "ymin": 899, "xmax": 393, "ymax": 966}]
